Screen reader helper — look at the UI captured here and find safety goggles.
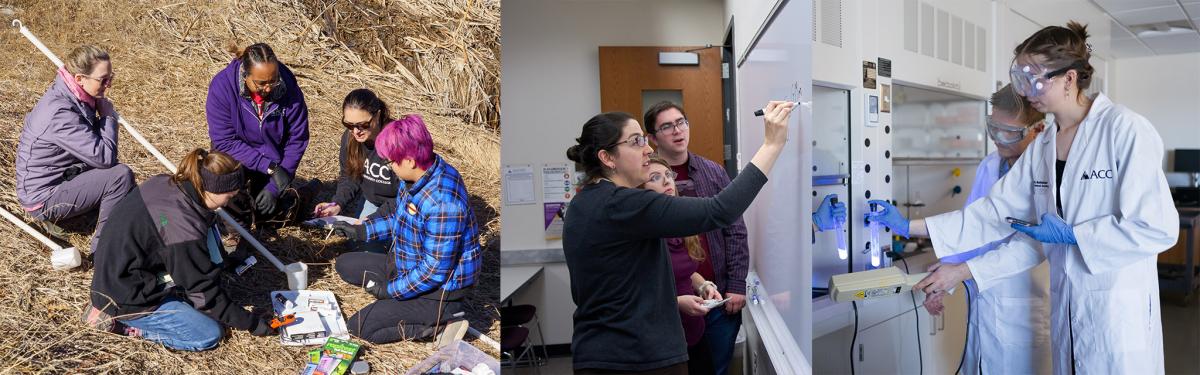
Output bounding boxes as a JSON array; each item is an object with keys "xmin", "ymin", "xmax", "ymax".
[
  {"xmin": 986, "ymin": 118, "xmax": 1031, "ymax": 145},
  {"xmin": 1009, "ymin": 61, "xmax": 1084, "ymax": 97}
]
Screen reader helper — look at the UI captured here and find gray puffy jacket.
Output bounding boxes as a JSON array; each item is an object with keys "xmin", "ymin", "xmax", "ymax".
[{"xmin": 15, "ymin": 76, "xmax": 119, "ymax": 209}]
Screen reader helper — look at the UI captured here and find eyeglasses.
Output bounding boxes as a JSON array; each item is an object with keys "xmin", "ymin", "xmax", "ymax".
[
  {"xmin": 608, "ymin": 134, "xmax": 649, "ymax": 149},
  {"xmin": 79, "ymin": 73, "xmax": 115, "ymax": 87},
  {"xmin": 251, "ymin": 76, "xmax": 283, "ymax": 92},
  {"xmin": 343, "ymin": 117, "xmax": 374, "ymax": 131},
  {"xmin": 986, "ymin": 118, "xmax": 1032, "ymax": 145},
  {"xmin": 648, "ymin": 170, "xmax": 677, "ymax": 184},
  {"xmin": 656, "ymin": 118, "xmax": 690, "ymax": 134}
]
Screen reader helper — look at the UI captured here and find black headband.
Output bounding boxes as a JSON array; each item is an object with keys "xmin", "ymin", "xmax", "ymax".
[{"xmin": 199, "ymin": 166, "xmax": 244, "ymax": 194}]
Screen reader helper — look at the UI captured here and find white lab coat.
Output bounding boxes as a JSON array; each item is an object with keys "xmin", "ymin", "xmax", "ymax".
[
  {"xmin": 938, "ymin": 152, "xmax": 1052, "ymax": 375},
  {"xmin": 926, "ymin": 94, "xmax": 1177, "ymax": 375}
]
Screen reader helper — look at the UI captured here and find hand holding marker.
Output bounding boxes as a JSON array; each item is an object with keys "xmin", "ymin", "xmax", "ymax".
[{"xmin": 754, "ymin": 101, "xmax": 806, "ymax": 116}]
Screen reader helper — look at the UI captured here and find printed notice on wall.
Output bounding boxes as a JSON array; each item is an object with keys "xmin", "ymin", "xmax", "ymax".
[
  {"xmin": 544, "ymin": 202, "xmax": 567, "ymax": 240},
  {"xmin": 542, "ymin": 163, "xmax": 574, "ymax": 202},
  {"xmin": 502, "ymin": 164, "xmax": 535, "ymax": 206}
]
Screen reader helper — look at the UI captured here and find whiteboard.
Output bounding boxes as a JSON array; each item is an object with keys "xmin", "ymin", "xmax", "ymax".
[{"xmin": 735, "ymin": 0, "xmax": 814, "ymax": 361}]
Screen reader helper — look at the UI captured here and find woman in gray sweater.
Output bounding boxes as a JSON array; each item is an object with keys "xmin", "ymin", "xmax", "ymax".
[{"xmin": 563, "ymin": 101, "xmax": 794, "ymax": 374}]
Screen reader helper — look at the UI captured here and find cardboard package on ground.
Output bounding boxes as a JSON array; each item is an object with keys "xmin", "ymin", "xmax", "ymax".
[{"xmin": 297, "ymin": 337, "xmax": 363, "ymax": 375}]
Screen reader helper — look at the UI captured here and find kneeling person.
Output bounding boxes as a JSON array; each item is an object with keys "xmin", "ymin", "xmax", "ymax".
[
  {"xmin": 85, "ymin": 149, "xmax": 276, "ymax": 351},
  {"xmin": 331, "ymin": 115, "xmax": 481, "ymax": 344}
]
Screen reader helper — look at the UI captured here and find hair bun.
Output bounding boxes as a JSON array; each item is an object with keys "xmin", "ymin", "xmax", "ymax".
[
  {"xmin": 1066, "ymin": 21, "xmax": 1090, "ymax": 42},
  {"xmin": 566, "ymin": 144, "xmax": 584, "ymax": 163}
]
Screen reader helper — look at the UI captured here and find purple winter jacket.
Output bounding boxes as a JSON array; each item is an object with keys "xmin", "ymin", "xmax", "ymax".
[
  {"xmin": 16, "ymin": 75, "xmax": 119, "ymax": 210},
  {"xmin": 204, "ymin": 59, "xmax": 309, "ymax": 194}
]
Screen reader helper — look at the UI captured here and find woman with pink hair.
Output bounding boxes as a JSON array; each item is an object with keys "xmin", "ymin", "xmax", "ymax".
[{"xmin": 329, "ymin": 115, "xmax": 481, "ymax": 344}]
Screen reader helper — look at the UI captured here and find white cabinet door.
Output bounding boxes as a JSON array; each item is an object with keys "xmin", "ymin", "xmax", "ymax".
[
  {"xmin": 853, "ymin": 314, "xmax": 921, "ymax": 375},
  {"xmin": 914, "ymin": 285, "xmax": 969, "ymax": 374}
]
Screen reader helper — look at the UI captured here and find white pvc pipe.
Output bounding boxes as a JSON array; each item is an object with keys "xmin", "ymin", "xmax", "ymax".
[
  {"xmin": 118, "ymin": 117, "xmax": 178, "ymax": 173},
  {"xmin": 468, "ymin": 327, "xmax": 501, "ymax": 350},
  {"xmin": 0, "ymin": 206, "xmax": 64, "ymax": 251},
  {"xmin": 12, "ymin": 20, "xmax": 63, "ymax": 68},
  {"xmin": 216, "ymin": 209, "xmax": 286, "ymax": 271},
  {"xmin": 11, "ymin": 19, "xmax": 288, "ymax": 273}
]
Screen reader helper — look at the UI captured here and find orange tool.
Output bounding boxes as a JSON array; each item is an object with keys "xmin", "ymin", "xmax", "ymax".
[{"xmin": 270, "ymin": 313, "xmax": 297, "ymax": 329}]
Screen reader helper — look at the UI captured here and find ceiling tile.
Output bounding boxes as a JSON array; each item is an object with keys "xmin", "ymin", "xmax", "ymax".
[
  {"xmin": 1095, "ymin": 0, "xmax": 1178, "ymax": 14},
  {"xmin": 1110, "ymin": 37, "xmax": 1157, "ymax": 57},
  {"xmin": 1141, "ymin": 32, "xmax": 1200, "ymax": 54},
  {"xmin": 1111, "ymin": 5, "xmax": 1188, "ymax": 25},
  {"xmin": 1185, "ymin": 3, "xmax": 1200, "ymax": 16},
  {"xmin": 1110, "ymin": 19, "xmax": 1137, "ymax": 40}
]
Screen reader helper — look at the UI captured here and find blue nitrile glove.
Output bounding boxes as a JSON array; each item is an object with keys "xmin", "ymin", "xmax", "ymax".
[
  {"xmin": 813, "ymin": 194, "xmax": 847, "ymax": 231},
  {"xmin": 865, "ymin": 199, "xmax": 910, "ymax": 238},
  {"xmin": 1011, "ymin": 213, "xmax": 1077, "ymax": 245}
]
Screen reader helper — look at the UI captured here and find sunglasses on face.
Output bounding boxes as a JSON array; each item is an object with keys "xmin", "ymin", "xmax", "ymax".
[
  {"xmin": 343, "ymin": 117, "xmax": 374, "ymax": 131},
  {"xmin": 79, "ymin": 73, "xmax": 115, "ymax": 87}
]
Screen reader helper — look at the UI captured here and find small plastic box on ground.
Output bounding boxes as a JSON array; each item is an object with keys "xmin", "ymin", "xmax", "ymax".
[{"xmin": 404, "ymin": 340, "xmax": 499, "ymax": 375}]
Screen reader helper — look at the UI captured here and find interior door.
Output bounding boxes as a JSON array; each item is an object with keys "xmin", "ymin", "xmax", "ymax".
[{"xmin": 598, "ymin": 46, "xmax": 725, "ymax": 167}]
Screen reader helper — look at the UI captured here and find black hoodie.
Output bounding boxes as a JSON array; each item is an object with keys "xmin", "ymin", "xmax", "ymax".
[{"xmin": 89, "ymin": 174, "xmax": 269, "ymax": 334}]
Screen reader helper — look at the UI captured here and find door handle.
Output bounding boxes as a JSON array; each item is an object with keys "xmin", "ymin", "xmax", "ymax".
[{"xmin": 928, "ymin": 314, "xmax": 937, "ymax": 336}]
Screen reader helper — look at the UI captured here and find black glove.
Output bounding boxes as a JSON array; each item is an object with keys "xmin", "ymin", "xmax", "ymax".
[
  {"xmin": 331, "ymin": 222, "xmax": 365, "ymax": 242},
  {"xmin": 254, "ymin": 187, "xmax": 278, "ymax": 215},
  {"xmin": 270, "ymin": 166, "xmax": 293, "ymax": 193},
  {"xmin": 249, "ymin": 317, "xmax": 278, "ymax": 337},
  {"xmin": 365, "ymin": 279, "xmax": 392, "ymax": 300},
  {"xmin": 62, "ymin": 165, "xmax": 83, "ymax": 182}
]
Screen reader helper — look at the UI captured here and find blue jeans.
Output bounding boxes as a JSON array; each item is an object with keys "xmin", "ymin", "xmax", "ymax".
[
  {"xmin": 120, "ymin": 298, "xmax": 223, "ymax": 351},
  {"xmin": 703, "ymin": 309, "xmax": 742, "ymax": 375}
]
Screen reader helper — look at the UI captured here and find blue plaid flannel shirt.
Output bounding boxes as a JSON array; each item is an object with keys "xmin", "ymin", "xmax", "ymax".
[{"xmin": 361, "ymin": 155, "xmax": 481, "ymax": 300}]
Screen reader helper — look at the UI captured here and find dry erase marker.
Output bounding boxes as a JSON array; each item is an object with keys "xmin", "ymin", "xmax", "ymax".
[{"xmin": 753, "ymin": 102, "xmax": 800, "ymax": 116}]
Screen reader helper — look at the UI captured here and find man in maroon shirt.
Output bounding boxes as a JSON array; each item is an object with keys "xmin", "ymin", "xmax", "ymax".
[{"xmin": 644, "ymin": 101, "xmax": 747, "ymax": 375}]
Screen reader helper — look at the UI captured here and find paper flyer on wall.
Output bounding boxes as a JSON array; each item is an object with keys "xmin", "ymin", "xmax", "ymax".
[
  {"xmin": 541, "ymin": 163, "xmax": 574, "ymax": 203},
  {"xmin": 544, "ymin": 202, "xmax": 566, "ymax": 240},
  {"xmin": 502, "ymin": 164, "xmax": 535, "ymax": 205}
]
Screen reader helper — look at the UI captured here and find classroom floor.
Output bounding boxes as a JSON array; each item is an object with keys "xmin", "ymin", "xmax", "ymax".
[{"xmin": 1162, "ymin": 294, "xmax": 1200, "ymax": 374}]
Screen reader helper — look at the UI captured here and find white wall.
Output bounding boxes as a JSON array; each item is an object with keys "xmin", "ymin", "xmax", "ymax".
[
  {"xmin": 500, "ymin": 0, "xmax": 726, "ymax": 345},
  {"xmin": 501, "ymin": 0, "xmax": 725, "ymax": 252},
  {"xmin": 1110, "ymin": 53, "xmax": 1200, "ymax": 168}
]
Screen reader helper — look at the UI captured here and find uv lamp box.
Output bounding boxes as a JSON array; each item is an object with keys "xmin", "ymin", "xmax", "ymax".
[{"xmin": 829, "ymin": 266, "xmax": 927, "ymax": 302}]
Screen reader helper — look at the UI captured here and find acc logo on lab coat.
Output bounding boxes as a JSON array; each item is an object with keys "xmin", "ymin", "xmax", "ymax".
[{"xmin": 1081, "ymin": 169, "xmax": 1114, "ymax": 180}]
